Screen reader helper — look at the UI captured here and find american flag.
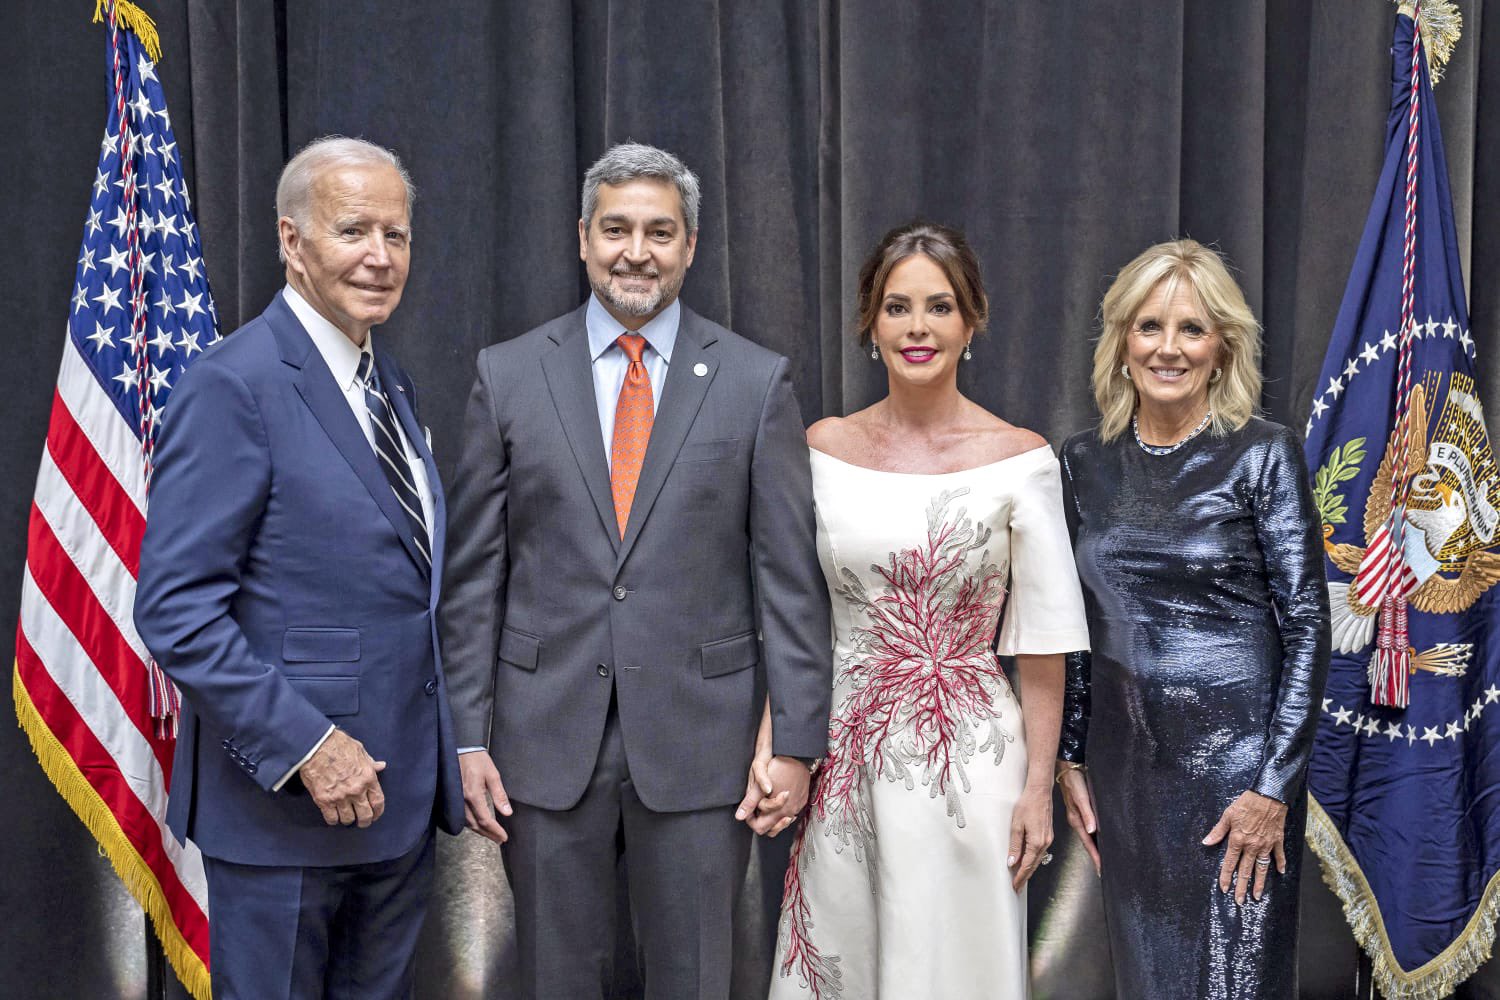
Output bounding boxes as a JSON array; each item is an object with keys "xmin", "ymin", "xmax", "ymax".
[{"xmin": 12, "ymin": 6, "xmax": 211, "ymax": 996}]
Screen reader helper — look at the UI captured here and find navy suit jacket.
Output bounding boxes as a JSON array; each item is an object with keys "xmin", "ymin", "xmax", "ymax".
[{"xmin": 135, "ymin": 292, "xmax": 464, "ymax": 868}]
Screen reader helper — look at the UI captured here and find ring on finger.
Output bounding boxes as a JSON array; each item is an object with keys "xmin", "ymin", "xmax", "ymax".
[
  {"xmin": 1255, "ymin": 855, "xmax": 1272, "ymax": 867},
  {"xmin": 1040, "ymin": 853, "xmax": 1054, "ymax": 866}
]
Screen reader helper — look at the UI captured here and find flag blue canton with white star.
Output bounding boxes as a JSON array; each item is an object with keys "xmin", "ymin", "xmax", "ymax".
[
  {"xmin": 72, "ymin": 38, "xmax": 218, "ymax": 444},
  {"xmin": 1304, "ymin": 11, "xmax": 1500, "ymax": 992}
]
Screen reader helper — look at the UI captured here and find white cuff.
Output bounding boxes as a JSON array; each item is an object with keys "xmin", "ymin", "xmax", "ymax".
[
  {"xmin": 273, "ymin": 724, "xmax": 336, "ymax": 791},
  {"xmin": 457, "ymin": 746, "xmax": 487, "ymax": 754}
]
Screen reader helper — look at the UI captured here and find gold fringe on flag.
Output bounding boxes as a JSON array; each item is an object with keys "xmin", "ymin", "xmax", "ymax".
[
  {"xmin": 13, "ymin": 666, "xmax": 210, "ymax": 1000},
  {"xmin": 91, "ymin": 0, "xmax": 163, "ymax": 64},
  {"xmin": 1308, "ymin": 795, "xmax": 1500, "ymax": 998},
  {"xmin": 1396, "ymin": 0, "xmax": 1462, "ymax": 85}
]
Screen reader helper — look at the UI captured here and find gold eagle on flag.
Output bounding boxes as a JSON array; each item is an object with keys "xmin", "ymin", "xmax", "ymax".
[{"xmin": 1322, "ymin": 375, "xmax": 1500, "ymax": 664}]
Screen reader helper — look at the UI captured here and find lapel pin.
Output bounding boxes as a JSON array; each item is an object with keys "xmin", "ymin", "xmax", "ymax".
[
  {"xmin": 395, "ymin": 385, "xmax": 406, "ymax": 393},
  {"xmin": 693, "ymin": 363, "xmax": 708, "ymax": 377}
]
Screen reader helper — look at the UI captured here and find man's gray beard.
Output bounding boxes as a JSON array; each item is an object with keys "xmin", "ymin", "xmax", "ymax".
[{"xmin": 592, "ymin": 272, "xmax": 683, "ymax": 318}]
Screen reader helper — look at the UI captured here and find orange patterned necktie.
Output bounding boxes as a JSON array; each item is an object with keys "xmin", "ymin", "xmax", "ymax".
[{"xmin": 610, "ymin": 333, "xmax": 654, "ymax": 537}]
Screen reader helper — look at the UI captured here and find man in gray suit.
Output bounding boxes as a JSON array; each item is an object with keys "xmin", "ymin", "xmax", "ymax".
[{"xmin": 440, "ymin": 143, "xmax": 831, "ymax": 998}]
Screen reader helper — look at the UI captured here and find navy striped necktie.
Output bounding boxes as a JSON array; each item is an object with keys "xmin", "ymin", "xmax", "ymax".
[{"xmin": 356, "ymin": 352, "xmax": 431, "ymax": 574}]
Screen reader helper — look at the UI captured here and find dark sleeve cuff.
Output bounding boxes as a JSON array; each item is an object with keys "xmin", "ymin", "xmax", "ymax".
[{"xmin": 1057, "ymin": 650, "xmax": 1091, "ymax": 764}]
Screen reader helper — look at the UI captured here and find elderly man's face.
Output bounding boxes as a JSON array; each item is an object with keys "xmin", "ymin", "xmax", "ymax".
[
  {"xmin": 280, "ymin": 163, "xmax": 411, "ymax": 345},
  {"xmin": 578, "ymin": 178, "xmax": 696, "ymax": 329}
]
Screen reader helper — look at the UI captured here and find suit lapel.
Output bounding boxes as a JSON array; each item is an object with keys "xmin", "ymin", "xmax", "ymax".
[
  {"xmin": 540, "ymin": 306, "xmax": 619, "ymax": 552},
  {"xmin": 375, "ymin": 350, "xmax": 440, "ymax": 582},
  {"xmin": 271, "ymin": 295, "xmax": 430, "ymax": 576},
  {"xmin": 617, "ymin": 309, "xmax": 718, "ymax": 567}
]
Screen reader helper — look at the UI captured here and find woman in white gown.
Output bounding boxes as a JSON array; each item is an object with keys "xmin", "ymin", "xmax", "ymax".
[{"xmin": 750, "ymin": 223, "xmax": 1090, "ymax": 999}]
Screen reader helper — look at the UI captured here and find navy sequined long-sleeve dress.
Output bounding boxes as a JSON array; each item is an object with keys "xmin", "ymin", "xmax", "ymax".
[{"xmin": 1058, "ymin": 418, "xmax": 1330, "ymax": 1000}]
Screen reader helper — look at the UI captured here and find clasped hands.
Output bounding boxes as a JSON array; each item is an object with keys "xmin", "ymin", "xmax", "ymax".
[{"xmin": 736, "ymin": 705, "xmax": 811, "ymax": 837}]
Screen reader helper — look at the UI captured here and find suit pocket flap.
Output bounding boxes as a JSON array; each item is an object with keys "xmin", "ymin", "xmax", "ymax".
[
  {"xmin": 700, "ymin": 631, "xmax": 759, "ymax": 678},
  {"xmin": 283, "ymin": 628, "xmax": 361, "ymax": 663},
  {"xmin": 678, "ymin": 438, "xmax": 740, "ymax": 463},
  {"xmin": 498, "ymin": 626, "xmax": 541, "ymax": 672},
  {"xmin": 288, "ymin": 676, "xmax": 359, "ymax": 717}
]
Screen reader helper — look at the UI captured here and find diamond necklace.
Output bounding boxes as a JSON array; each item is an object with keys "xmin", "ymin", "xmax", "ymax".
[{"xmin": 1132, "ymin": 410, "xmax": 1212, "ymax": 456}]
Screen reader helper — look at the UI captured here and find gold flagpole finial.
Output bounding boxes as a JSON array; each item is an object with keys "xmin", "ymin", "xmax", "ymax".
[
  {"xmin": 91, "ymin": 0, "xmax": 163, "ymax": 64},
  {"xmin": 1396, "ymin": 0, "xmax": 1462, "ymax": 85}
]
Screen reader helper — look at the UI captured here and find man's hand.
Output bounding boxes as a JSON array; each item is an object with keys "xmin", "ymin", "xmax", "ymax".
[
  {"xmin": 748, "ymin": 756, "xmax": 812, "ymax": 837},
  {"xmin": 459, "ymin": 750, "xmax": 513, "ymax": 844},
  {"xmin": 299, "ymin": 729, "xmax": 386, "ymax": 828},
  {"xmin": 733, "ymin": 699, "xmax": 814, "ymax": 836}
]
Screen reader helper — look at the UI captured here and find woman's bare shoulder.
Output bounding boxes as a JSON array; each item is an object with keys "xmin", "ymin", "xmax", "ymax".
[
  {"xmin": 970, "ymin": 407, "xmax": 1050, "ymax": 463},
  {"xmin": 807, "ymin": 409, "xmax": 878, "ymax": 461}
]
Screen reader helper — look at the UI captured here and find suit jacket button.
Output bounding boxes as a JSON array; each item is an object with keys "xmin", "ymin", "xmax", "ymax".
[
  {"xmin": 424, "ymin": 678, "xmax": 438, "ymax": 695},
  {"xmin": 612, "ymin": 586, "xmax": 627, "ymax": 601},
  {"xmin": 245, "ymin": 762, "xmax": 258, "ymax": 775},
  {"xmin": 596, "ymin": 663, "xmax": 610, "ymax": 678}
]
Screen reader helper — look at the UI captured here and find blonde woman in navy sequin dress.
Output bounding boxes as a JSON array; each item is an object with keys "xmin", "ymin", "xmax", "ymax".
[
  {"xmin": 1056, "ymin": 239, "xmax": 1331, "ymax": 999},
  {"xmin": 742, "ymin": 223, "xmax": 1089, "ymax": 999}
]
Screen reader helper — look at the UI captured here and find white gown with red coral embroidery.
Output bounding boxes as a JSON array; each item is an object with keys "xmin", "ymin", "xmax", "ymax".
[{"xmin": 770, "ymin": 446, "xmax": 1089, "ymax": 1000}]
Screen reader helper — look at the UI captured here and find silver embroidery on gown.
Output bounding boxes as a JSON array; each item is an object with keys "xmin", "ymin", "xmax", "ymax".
[{"xmin": 772, "ymin": 446, "xmax": 1089, "ymax": 1000}]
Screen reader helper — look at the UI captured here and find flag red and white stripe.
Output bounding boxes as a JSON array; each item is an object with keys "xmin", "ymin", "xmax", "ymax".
[{"xmin": 14, "ymin": 338, "xmax": 211, "ymax": 997}]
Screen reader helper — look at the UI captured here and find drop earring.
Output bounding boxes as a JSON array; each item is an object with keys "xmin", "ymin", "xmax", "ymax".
[
  {"xmin": 963, "ymin": 342, "xmax": 972, "ymax": 361},
  {"xmin": 871, "ymin": 343, "xmax": 880, "ymax": 360},
  {"xmin": 1119, "ymin": 364, "xmax": 1131, "ymax": 380}
]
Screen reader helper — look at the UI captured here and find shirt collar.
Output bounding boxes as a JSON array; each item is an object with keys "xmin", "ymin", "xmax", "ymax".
[
  {"xmin": 283, "ymin": 284, "xmax": 371, "ymax": 391},
  {"xmin": 586, "ymin": 293, "xmax": 680, "ymax": 364}
]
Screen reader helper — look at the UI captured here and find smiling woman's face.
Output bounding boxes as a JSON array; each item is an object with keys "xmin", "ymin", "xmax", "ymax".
[
  {"xmin": 871, "ymin": 254, "xmax": 973, "ymax": 387},
  {"xmin": 1123, "ymin": 278, "xmax": 1223, "ymax": 420}
]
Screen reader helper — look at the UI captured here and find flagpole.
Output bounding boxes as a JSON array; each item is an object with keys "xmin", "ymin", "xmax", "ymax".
[{"xmin": 145, "ymin": 915, "xmax": 167, "ymax": 1000}]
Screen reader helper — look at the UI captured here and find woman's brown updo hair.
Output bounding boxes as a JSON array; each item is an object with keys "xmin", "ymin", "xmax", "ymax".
[{"xmin": 855, "ymin": 222, "xmax": 989, "ymax": 346}]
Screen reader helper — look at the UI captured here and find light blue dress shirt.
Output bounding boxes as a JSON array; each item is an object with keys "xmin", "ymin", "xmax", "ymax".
[{"xmin": 586, "ymin": 293, "xmax": 678, "ymax": 470}]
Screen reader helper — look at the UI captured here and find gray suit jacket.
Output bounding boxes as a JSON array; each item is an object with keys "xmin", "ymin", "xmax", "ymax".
[{"xmin": 439, "ymin": 303, "xmax": 831, "ymax": 812}]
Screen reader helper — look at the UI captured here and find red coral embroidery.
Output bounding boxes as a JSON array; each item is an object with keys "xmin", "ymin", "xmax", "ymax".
[{"xmin": 778, "ymin": 489, "xmax": 1013, "ymax": 998}]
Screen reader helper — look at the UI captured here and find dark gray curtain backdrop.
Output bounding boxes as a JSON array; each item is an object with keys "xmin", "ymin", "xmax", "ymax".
[{"xmin": 5, "ymin": 1, "xmax": 1500, "ymax": 997}]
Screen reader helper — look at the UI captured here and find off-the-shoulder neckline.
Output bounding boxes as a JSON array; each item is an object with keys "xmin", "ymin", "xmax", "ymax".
[{"xmin": 808, "ymin": 444, "xmax": 1052, "ymax": 477}]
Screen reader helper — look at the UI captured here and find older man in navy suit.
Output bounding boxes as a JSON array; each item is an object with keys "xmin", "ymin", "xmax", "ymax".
[{"xmin": 135, "ymin": 137, "xmax": 463, "ymax": 1000}]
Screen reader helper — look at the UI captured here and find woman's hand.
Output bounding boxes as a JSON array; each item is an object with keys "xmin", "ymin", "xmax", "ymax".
[
  {"xmin": 1008, "ymin": 779, "xmax": 1055, "ymax": 892},
  {"xmin": 1202, "ymin": 790, "xmax": 1289, "ymax": 903},
  {"xmin": 735, "ymin": 698, "xmax": 786, "ymax": 825},
  {"xmin": 1056, "ymin": 763, "xmax": 1100, "ymax": 875}
]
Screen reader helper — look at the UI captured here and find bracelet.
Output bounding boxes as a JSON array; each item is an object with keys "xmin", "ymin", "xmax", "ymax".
[{"xmin": 1055, "ymin": 762, "xmax": 1085, "ymax": 785}]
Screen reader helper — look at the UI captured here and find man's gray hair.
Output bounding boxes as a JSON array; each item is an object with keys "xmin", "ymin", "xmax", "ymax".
[
  {"xmin": 276, "ymin": 136, "xmax": 415, "ymax": 260},
  {"xmin": 581, "ymin": 143, "xmax": 701, "ymax": 235}
]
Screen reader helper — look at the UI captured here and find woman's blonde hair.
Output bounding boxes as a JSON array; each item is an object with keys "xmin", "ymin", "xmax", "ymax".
[{"xmin": 1092, "ymin": 239, "xmax": 1262, "ymax": 442}]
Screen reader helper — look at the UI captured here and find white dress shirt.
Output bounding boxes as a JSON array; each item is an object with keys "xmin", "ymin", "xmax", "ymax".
[
  {"xmin": 275, "ymin": 285, "xmax": 437, "ymax": 789},
  {"xmin": 586, "ymin": 293, "xmax": 678, "ymax": 468}
]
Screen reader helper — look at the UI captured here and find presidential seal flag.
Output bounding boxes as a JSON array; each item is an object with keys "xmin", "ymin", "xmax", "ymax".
[
  {"xmin": 1303, "ymin": 3, "xmax": 1500, "ymax": 997},
  {"xmin": 11, "ymin": 2, "xmax": 213, "ymax": 995}
]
